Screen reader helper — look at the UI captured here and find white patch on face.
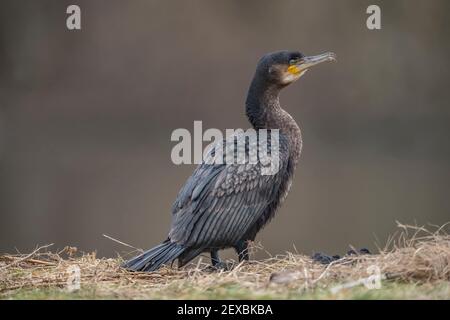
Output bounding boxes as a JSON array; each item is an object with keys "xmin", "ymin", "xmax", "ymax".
[{"xmin": 282, "ymin": 69, "xmax": 307, "ymax": 84}]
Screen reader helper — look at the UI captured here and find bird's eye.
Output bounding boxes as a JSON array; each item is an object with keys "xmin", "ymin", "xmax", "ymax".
[{"xmin": 289, "ymin": 58, "xmax": 299, "ymax": 65}]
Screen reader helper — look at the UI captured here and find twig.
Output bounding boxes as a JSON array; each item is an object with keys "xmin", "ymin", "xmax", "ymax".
[
  {"xmin": 1, "ymin": 256, "xmax": 56, "ymax": 266},
  {"xmin": 103, "ymin": 234, "xmax": 143, "ymax": 253},
  {"xmin": 0, "ymin": 244, "xmax": 54, "ymax": 271},
  {"xmin": 312, "ymin": 258, "xmax": 354, "ymax": 285}
]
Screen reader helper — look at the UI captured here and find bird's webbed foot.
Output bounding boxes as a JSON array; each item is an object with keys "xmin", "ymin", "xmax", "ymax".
[
  {"xmin": 204, "ymin": 250, "xmax": 233, "ymax": 271},
  {"xmin": 209, "ymin": 261, "xmax": 231, "ymax": 271}
]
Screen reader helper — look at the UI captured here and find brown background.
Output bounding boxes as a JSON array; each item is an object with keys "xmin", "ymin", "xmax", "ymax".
[{"xmin": 1, "ymin": 0, "xmax": 449, "ymax": 260}]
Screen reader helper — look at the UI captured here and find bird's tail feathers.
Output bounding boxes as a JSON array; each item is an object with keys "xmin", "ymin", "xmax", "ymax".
[{"xmin": 121, "ymin": 240, "xmax": 185, "ymax": 272}]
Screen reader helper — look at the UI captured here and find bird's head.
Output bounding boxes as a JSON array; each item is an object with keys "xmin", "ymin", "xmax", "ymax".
[{"xmin": 255, "ymin": 50, "xmax": 336, "ymax": 87}]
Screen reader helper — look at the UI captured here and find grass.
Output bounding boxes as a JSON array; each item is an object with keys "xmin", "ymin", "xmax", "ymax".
[
  {"xmin": 5, "ymin": 282, "xmax": 450, "ymax": 300},
  {"xmin": 1, "ymin": 223, "xmax": 449, "ymax": 300}
]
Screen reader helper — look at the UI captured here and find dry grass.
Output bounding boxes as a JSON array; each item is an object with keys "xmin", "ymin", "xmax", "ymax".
[{"xmin": 1, "ymin": 223, "xmax": 449, "ymax": 299}]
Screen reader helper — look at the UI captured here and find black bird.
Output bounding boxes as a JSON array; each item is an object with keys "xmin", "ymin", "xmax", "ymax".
[{"xmin": 123, "ymin": 50, "xmax": 336, "ymax": 271}]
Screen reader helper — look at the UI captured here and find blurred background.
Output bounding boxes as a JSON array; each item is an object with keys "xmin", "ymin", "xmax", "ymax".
[{"xmin": 1, "ymin": 0, "xmax": 449, "ymax": 259}]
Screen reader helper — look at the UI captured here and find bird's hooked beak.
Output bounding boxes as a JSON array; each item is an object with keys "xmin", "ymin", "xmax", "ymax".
[
  {"xmin": 287, "ymin": 52, "xmax": 337, "ymax": 76},
  {"xmin": 299, "ymin": 52, "xmax": 336, "ymax": 70}
]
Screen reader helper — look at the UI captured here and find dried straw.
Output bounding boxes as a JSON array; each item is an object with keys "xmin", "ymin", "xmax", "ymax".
[{"xmin": 1, "ymin": 223, "xmax": 449, "ymax": 298}]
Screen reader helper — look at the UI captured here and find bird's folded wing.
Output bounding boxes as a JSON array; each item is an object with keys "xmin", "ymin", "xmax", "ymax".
[{"xmin": 169, "ymin": 132, "xmax": 290, "ymax": 247}]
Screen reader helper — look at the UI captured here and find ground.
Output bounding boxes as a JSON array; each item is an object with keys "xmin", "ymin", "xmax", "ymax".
[
  {"xmin": 1, "ymin": 224, "xmax": 449, "ymax": 300},
  {"xmin": 4, "ymin": 281, "xmax": 450, "ymax": 300}
]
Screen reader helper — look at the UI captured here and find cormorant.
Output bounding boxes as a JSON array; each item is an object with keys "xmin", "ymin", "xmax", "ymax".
[{"xmin": 123, "ymin": 50, "xmax": 336, "ymax": 271}]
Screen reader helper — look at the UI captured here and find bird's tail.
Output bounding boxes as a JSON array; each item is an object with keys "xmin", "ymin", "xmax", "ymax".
[{"xmin": 121, "ymin": 240, "xmax": 185, "ymax": 272}]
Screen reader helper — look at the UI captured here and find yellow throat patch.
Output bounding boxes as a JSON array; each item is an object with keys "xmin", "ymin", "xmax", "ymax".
[{"xmin": 287, "ymin": 65, "xmax": 301, "ymax": 75}]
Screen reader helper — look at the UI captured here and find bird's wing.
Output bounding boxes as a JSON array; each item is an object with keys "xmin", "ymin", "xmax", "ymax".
[{"xmin": 169, "ymin": 131, "xmax": 290, "ymax": 248}]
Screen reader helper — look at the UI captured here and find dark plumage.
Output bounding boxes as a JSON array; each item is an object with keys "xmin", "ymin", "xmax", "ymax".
[{"xmin": 123, "ymin": 50, "xmax": 336, "ymax": 271}]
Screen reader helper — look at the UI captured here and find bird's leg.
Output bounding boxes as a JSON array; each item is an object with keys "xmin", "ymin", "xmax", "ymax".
[
  {"xmin": 235, "ymin": 240, "xmax": 249, "ymax": 262},
  {"xmin": 210, "ymin": 250, "xmax": 229, "ymax": 270},
  {"xmin": 211, "ymin": 250, "xmax": 221, "ymax": 266}
]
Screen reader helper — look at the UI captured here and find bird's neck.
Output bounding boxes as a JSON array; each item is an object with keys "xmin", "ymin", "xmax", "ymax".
[{"xmin": 245, "ymin": 78, "xmax": 303, "ymax": 162}]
